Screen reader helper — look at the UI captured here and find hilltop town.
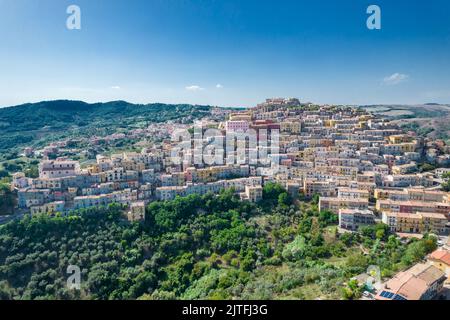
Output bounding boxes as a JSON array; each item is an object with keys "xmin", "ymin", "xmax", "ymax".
[{"xmin": 1, "ymin": 98, "xmax": 450, "ymax": 300}]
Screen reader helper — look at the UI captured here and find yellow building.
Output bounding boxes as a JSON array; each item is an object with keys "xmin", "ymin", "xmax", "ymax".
[
  {"xmin": 388, "ymin": 135, "xmax": 412, "ymax": 144},
  {"xmin": 428, "ymin": 249, "xmax": 450, "ymax": 283},
  {"xmin": 87, "ymin": 164, "xmax": 101, "ymax": 174},
  {"xmin": 374, "ymin": 188, "xmax": 448, "ymax": 203},
  {"xmin": 382, "ymin": 211, "xmax": 448, "ymax": 235},
  {"xmin": 400, "ymin": 143, "xmax": 417, "ymax": 153},
  {"xmin": 229, "ymin": 112, "xmax": 252, "ymax": 121}
]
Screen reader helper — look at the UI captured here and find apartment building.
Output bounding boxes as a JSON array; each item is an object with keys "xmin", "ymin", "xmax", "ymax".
[
  {"xmin": 240, "ymin": 185, "xmax": 263, "ymax": 203},
  {"xmin": 185, "ymin": 165, "xmax": 249, "ymax": 184},
  {"xmin": 225, "ymin": 120, "xmax": 250, "ymax": 132},
  {"xmin": 337, "ymin": 187, "xmax": 370, "ymax": 200},
  {"xmin": 319, "ymin": 197, "xmax": 369, "ymax": 213},
  {"xmin": 12, "ymin": 172, "xmax": 29, "ymax": 189},
  {"xmin": 382, "ymin": 211, "xmax": 448, "ymax": 235},
  {"xmin": 31, "ymin": 178, "xmax": 63, "ymax": 190},
  {"xmin": 18, "ymin": 188, "xmax": 53, "ymax": 208},
  {"xmin": 30, "ymin": 201, "xmax": 65, "ymax": 215},
  {"xmin": 303, "ymin": 179, "xmax": 337, "ymax": 198},
  {"xmin": 73, "ymin": 189, "xmax": 137, "ymax": 209},
  {"xmin": 381, "ymin": 174, "xmax": 434, "ymax": 188},
  {"xmin": 392, "ymin": 163, "xmax": 418, "ymax": 175},
  {"xmin": 280, "ymin": 121, "xmax": 302, "ymax": 134},
  {"xmin": 39, "ymin": 159, "xmax": 80, "ymax": 179},
  {"xmin": 338, "ymin": 209, "xmax": 376, "ymax": 231},
  {"xmin": 374, "ymin": 188, "xmax": 448, "ymax": 203},
  {"xmin": 155, "ymin": 177, "xmax": 262, "ymax": 201},
  {"xmin": 376, "ymin": 199, "xmax": 450, "ymax": 218}
]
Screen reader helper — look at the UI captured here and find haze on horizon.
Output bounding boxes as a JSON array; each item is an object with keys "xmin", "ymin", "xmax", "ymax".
[{"xmin": 1, "ymin": 0, "xmax": 450, "ymax": 108}]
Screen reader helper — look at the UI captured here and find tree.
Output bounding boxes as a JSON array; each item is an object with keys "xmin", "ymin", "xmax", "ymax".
[
  {"xmin": 0, "ymin": 170, "xmax": 9, "ymax": 178},
  {"xmin": 345, "ymin": 253, "xmax": 368, "ymax": 275},
  {"xmin": 262, "ymin": 183, "xmax": 286, "ymax": 201},
  {"xmin": 0, "ymin": 281, "xmax": 13, "ymax": 300},
  {"xmin": 0, "ymin": 183, "xmax": 15, "ymax": 215},
  {"xmin": 360, "ymin": 223, "xmax": 389, "ymax": 240},
  {"xmin": 441, "ymin": 172, "xmax": 450, "ymax": 192},
  {"xmin": 312, "ymin": 193, "xmax": 320, "ymax": 205},
  {"xmin": 442, "ymin": 180, "xmax": 450, "ymax": 192},
  {"xmin": 420, "ymin": 163, "xmax": 435, "ymax": 172},
  {"xmin": 342, "ymin": 279, "xmax": 362, "ymax": 300},
  {"xmin": 318, "ymin": 210, "xmax": 338, "ymax": 226},
  {"xmin": 375, "ymin": 229, "xmax": 385, "ymax": 240},
  {"xmin": 25, "ymin": 166, "xmax": 39, "ymax": 178},
  {"xmin": 277, "ymin": 192, "xmax": 290, "ymax": 207},
  {"xmin": 1, "ymin": 184, "xmax": 421, "ymax": 301}
]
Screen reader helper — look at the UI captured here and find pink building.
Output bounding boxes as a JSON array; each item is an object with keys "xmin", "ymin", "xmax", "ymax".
[{"xmin": 226, "ymin": 120, "xmax": 249, "ymax": 132}]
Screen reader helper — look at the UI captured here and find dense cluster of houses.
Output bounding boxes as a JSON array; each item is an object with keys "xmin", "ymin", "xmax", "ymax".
[{"xmin": 10, "ymin": 98, "xmax": 450, "ymax": 236}]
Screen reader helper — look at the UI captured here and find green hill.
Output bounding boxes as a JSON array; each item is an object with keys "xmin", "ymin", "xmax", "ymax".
[{"xmin": 0, "ymin": 100, "xmax": 212, "ymax": 158}]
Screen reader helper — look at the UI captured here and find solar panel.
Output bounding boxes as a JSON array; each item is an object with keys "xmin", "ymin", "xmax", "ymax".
[
  {"xmin": 393, "ymin": 294, "xmax": 406, "ymax": 300},
  {"xmin": 380, "ymin": 291, "xmax": 395, "ymax": 299}
]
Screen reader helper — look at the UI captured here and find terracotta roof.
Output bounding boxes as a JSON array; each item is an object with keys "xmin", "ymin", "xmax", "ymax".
[
  {"xmin": 397, "ymin": 277, "xmax": 427, "ymax": 300},
  {"xmin": 377, "ymin": 263, "xmax": 445, "ymax": 300},
  {"xmin": 429, "ymin": 249, "xmax": 450, "ymax": 266}
]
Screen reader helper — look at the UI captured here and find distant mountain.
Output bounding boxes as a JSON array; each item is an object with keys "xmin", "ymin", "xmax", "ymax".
[{"xmin": 0, "ymin": 100, "xmax": 213, "ymax": 156}]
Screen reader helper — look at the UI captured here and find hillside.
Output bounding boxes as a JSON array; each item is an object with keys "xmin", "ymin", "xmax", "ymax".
[
  {"xmin": 0, "ymin": 100, "xmax": 213, "ymax": 159},
  {"xmin": 0, "ymin": 187, "xmax": 436, "ymax": 300},
  {"xmin": 360, "ymin": 104, "xmax": 450, "ymax": 143}
]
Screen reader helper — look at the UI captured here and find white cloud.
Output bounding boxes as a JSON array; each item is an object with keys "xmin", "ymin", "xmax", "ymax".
[
  {"xmin": 185, "ymin": 85, "xmax": 204, "ymax": 91},
  {"xmin": 111, "ymin": 86, "xmax": 121, "ymax": 90},
  {"xmin": 216, "ymin": 84, "xmax": 223, "ymax": 89},
  {"xmin": 383, "ymin": 73, "xmax": 409, "ymax": 85}
]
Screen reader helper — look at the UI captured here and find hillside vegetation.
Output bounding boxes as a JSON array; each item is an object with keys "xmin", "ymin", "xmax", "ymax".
[
  {"xmin": 0, "ymin": 185, "xmax": 436, "ymax": 300},
  {"xmin": 0, "ymin": 100, "xmax": 212, "ymax": 159},
  {"xmin": 361, "ymin": 104, "xmax": 450, "ymax": 143}
]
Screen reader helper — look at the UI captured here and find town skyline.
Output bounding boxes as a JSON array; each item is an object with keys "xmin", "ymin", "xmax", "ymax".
[{"xmin": 1, "ymin": 97, "xmax": 449, "ymax": 111}]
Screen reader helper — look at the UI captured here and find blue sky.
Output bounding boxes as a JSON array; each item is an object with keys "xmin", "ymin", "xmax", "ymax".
[{"xmin": 1, "ymin": 0, "xmax": 450, "ymax": 107}]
